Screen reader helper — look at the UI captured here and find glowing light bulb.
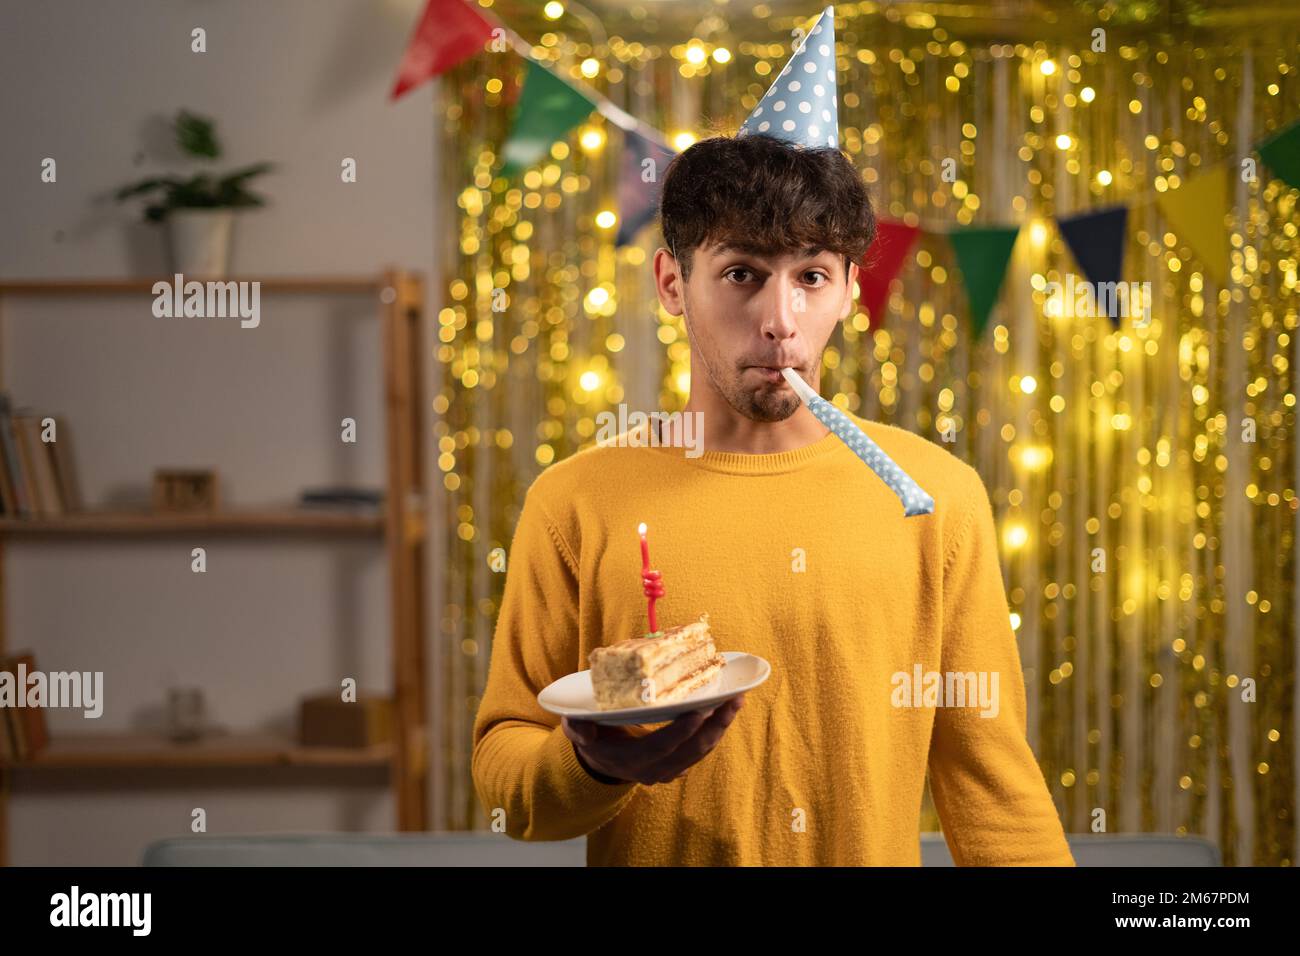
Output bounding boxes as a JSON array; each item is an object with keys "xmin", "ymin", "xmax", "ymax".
[{"xmin": 1020, "ymin": 445, "xmax": 1049, "ymax": 470}]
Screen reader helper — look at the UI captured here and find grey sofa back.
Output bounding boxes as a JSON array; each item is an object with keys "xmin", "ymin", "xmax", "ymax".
[{"xmin": 143, "ymin": 832, "xmax": 1220, "ymax": 866}]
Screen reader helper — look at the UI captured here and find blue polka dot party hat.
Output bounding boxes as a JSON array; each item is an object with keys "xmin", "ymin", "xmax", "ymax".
[
  {"xmin": 780, "ymin": 368, "xmax": 936, "ymax": 518},
  {"xmin": 738, "ymin": 5, "xmax": 839, "ymax": 149}
]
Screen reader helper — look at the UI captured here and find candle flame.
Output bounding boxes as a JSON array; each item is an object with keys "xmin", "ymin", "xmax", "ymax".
[{"xmin": 637, "ymin": 522, "xmax": 646, "ymax": 534}]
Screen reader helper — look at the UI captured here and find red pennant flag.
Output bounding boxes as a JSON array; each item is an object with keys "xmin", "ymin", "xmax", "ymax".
[
  {"xmin": 856, "ymin": 219, "xmax": 920, "ymax": 330},
  {"xmin": 390, "ymin": 0, "xmax": 496, "ymax": 101}
]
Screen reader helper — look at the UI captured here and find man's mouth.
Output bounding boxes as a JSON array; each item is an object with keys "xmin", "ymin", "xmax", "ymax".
[{"xmin": 746, "ymin": 365, "xmax": 796, "ymax": 384}]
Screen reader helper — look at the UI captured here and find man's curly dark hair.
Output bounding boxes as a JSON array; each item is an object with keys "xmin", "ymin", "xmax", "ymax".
[{"xmin": 657, "ymin": 133, "xmax": 876, "ymax": 284}]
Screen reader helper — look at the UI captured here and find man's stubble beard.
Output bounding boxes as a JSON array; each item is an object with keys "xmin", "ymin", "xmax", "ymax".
[
  {"xmin": 725, "ymin": 374, "xmax": 801, "ymax": 422},
  {"xmin": 682, "ymin": 282, "xmax": 807, "ymax": 423}
]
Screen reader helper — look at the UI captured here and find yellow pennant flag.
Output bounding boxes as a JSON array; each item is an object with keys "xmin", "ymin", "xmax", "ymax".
[{"xmin": 1155, "ymin": 166, "xmax": 1229, "ymax": 286}]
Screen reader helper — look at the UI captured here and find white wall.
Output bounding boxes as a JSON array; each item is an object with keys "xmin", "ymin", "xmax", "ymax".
[{"xmin": 0, "ymin": 0, "xmax": 438, "ymax": 865}]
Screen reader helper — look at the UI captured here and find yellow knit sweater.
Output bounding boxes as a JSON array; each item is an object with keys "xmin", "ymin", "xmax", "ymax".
[{"xmin": 471, "ymin": 413, "xmax": 1076, "ymax": 866}]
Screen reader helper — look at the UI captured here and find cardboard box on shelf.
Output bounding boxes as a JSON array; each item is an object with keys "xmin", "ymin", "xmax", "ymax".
[{"xmin": 297, "ymin": 692, "xmax": 393, "ymax": 748}]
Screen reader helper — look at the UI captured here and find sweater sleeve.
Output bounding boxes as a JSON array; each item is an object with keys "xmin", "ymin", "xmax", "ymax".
[
  {"xmin": 926, "ymin": 466, "xmax": 1076, "ymax": 866},
  {"xmin": 471, "ymin": 482, "xmax": 640, "ymax": 841}
]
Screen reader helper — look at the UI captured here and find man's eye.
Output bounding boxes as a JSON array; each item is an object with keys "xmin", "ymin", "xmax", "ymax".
[
  {"xmin": 806, "ymin": 272, "xmax": 829, "ymax": 286},
  {"xmin": 725, "ymin": 268, "xmax": 752, "ymax": 282}
]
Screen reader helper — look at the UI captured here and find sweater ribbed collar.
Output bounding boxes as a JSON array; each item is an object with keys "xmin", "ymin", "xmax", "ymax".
[{"xmin": 643, "ymin": 420, "xmax": 849, "ymax": 476}]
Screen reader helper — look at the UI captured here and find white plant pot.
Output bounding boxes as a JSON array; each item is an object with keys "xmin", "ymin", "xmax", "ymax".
[{"xmin": 166, "ymin": 209, "xmax": 234, "ymax": 278}]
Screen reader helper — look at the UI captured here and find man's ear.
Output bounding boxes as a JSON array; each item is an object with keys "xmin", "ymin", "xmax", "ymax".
[{"xmin": 653, "ymin": 247, "xmax": 685, "ymax": 317}]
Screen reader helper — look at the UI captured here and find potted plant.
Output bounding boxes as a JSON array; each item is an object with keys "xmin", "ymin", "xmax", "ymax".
[{"xmin": 115, "ymin": 109, "xmax": 274, "ymax": 278}]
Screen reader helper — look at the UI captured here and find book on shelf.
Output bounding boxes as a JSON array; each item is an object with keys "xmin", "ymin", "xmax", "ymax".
[
  {"xmin": 0, "ymin": 422, "xmax": 15, "ymax": 516},
  {"xmin": 0, "ymin": 393, "xmax": 29, "ymax": 516},
  {"xmin": 0, "ymin": 652, "xmax": 51, "ymax": 762},
  {"xmin": 0, "ymin": 392, "xmax": 83, "ymax": 518},
  {"xmin": 16, "ymin": 415, "xmax": 61, "ymax": 516}
]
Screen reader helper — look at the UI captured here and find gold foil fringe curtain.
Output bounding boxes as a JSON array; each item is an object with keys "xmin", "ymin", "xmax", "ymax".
[{"xmin": 432, "ymin": 7, "xmax": 1300, "ymax": 865}]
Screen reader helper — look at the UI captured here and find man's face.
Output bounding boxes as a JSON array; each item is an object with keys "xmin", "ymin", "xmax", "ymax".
[{"xmin": 654, "ymin": 241, "xmax": 859, "ymax": 422}]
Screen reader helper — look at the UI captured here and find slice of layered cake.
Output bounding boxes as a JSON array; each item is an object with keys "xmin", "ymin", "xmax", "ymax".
[{"xmin": 588, "ymin": 613, "xmax": 725, "ymax": 710}]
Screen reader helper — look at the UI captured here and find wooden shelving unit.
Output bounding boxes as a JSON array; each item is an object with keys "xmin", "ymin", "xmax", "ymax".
[
  {"xmin": 0, "ymin": 270, "xmax": 430, "ymax": 865},
  {"xmin": 0, "ymin": 508, "xmax": 384, "ymax": 535},
  {"xmin": 19, "ymin": 733, "xmax": 394, "ymax": 769}
]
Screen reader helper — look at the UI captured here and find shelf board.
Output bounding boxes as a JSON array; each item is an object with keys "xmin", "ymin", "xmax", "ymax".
[
  {"xmin": 3, "ymin": 732, "xmax": 393, "ymax": 769},
  {"xmin": 0, "ymin": 277, "xmax": 390, "ymax": 295},
  {"xmin": 0, "ymin": 508, "xmax": 384, "ymax": 536}
]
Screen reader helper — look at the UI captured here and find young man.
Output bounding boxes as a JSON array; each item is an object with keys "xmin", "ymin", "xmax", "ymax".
[
  {"xmin": 471, "ymin": 132, "xmax": 1074, "ymax": 866},
  {"xmin": 473, "ymin": 6, "xmax": 1072, "ymax": 866}
]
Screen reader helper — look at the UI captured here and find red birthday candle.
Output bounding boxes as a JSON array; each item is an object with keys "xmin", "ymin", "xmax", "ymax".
[{"xmin": 638, "ymin": 522, "xmax": 664, "ymax": 634}]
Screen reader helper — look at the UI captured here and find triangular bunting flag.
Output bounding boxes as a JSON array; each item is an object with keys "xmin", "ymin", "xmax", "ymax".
[
  {"xmin": 1155, "ymin": 166, "xmax": 1229, "ymax": 286},
  {"xmin": 1057, "ymin": 205, "xmax": 1129, "ymax": 326},
  {"xmin": 499, "ymin": 60, "xmax": 597, "ymax": 178},
  {"xmin": 1255, "ymin": 118, "xmax": 1300, "ymax": 190},
  {"xmin": 615, "ymin": 128, "xmax": 678, "ymax": 247},
  {"xmin": 389, "ymin": 0, "xmax": 495, "ymax": 102},
  {"xmin": 856, "ymin": 219, "xmax": 920, "ymax": 330},
  {"xmin": 948, "ymin": 225, "xmax": 1021, "ymax": 339}
]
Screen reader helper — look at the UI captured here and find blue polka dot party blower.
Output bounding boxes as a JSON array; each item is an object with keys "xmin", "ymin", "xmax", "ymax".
[{"xmin": 780, "ymin": 368, "xmax": 935, "ymax": 517}]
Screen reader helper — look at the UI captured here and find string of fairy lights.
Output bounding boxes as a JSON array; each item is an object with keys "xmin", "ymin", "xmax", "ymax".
[{"xmin": 431, "ymin": 2, "xmax": 1300, "ymax": 864}]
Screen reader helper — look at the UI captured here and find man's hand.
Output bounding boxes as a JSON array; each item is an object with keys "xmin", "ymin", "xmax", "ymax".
[{"xmin": 562, "ymin": 695, "xmax": 745, "ymax": 786}]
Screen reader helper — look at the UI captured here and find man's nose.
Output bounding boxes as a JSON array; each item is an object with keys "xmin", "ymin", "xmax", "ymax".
[{"xmin": 759, "ymin": 277, "xmax": 801, "ymax": 340}]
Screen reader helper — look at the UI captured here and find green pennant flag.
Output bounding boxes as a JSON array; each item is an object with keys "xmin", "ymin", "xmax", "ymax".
[
  {"xmin": 947, "ymin": 225, "xmax": 1021, "ymax": 339},
  {"xmin": 500, "ymin": 60, "xmax": 596, "ymax": 179},
  {"xmin": 1256, "ymin": 118, "xmax": 1300, "ymax": 190}
]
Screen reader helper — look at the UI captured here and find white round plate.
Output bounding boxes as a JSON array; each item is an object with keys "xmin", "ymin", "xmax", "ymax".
[{"xmin": 538, "ymin": 651, "xmax": 770, "ymax": 726}]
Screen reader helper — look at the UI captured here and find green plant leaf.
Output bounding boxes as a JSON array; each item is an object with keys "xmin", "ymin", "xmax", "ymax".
[
  {"xmin": 220, "ymin": 161, "xmax": 275, "ymax": 184},
  {"xmin": 113, "ymin": 176, "xmax": 183, "ymax": 200},
  {"xmin": 117, "ymin": 115, "xmax": 273, "ymax": 221},
  {"xmin": 166, "ymin": 174, "xmax": 217, "ymax": 208},
  {"xmin": 175, "ymin": 109, "xmax": 220, "ymax": 159},
  {"xmin": 215, "ymin": 163, "xmax": 273, "ymax": 207}
]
